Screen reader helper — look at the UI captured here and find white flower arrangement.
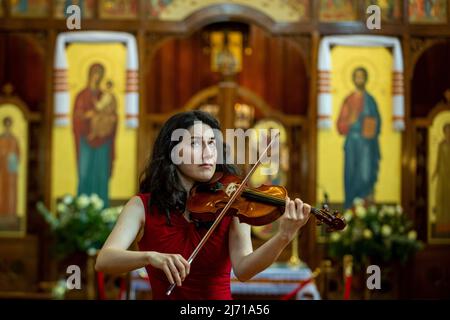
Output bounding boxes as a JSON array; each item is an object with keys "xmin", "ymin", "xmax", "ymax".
[
  {"xmin": 37, "ymin": 194, "xmax": 123, "ymax": 259},
  {"xmin": 328, "ymin": 198, "xmax": 423, "ymax": 266}
]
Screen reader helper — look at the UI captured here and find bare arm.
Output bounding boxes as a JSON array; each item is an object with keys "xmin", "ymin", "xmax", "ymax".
[
  {"xmin": 229, "ymin": 197, "xmax": 311, "ymax": 282},
  {"xmin": 95, "ymin": 196, "xmax": 190, "ymax": 286},
  {"xmin": 95, "ymin": 196, "xmax": 149, "ymax": 274}
]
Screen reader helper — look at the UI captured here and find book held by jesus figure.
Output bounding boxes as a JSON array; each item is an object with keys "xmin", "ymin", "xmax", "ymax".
[{"xmin": 362, "ymin": 116, "xmax": 377, "ymax": 139}]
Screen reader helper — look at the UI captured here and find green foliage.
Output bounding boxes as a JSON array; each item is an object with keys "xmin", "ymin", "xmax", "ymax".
[
  {"xmin": 37, "ymin": 194, "xmax": 123, "ymax": 260},
  {"xmin": 328, "ymin": 198, "xmax": 424, "ymax": 267}
]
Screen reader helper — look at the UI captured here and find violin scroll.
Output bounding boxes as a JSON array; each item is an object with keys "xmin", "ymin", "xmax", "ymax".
[{"xmin": 311, "ymin": 206, "xmax": 346, "ymax": 232}]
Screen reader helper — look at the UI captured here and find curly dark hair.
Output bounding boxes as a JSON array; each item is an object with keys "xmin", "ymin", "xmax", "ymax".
[{"xmin": 139, "ymin": 110, "xmax": 238, "ymax": 222}]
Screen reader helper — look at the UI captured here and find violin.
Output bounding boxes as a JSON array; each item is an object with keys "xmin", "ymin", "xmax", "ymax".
[
  {"xmin": 187, "ymin": 172, "xmax": 346, "ymax": 232},
  {"xmin": 166, "ymin": 132, "xmax": 345, "ymax": 295}
]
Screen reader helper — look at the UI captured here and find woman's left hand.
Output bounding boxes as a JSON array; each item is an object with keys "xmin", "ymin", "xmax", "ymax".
[{"xmin": 277, "ymin": 197, "xmax": 311, "ymax": 242}]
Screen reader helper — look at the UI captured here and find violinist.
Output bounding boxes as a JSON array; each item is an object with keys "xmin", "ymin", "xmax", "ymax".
[{"xmin": 95, "ymin": 110, "xmax": 312, "ymax": 300}]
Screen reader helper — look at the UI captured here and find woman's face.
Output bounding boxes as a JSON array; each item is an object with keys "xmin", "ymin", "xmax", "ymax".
[{"xmin": 175, "ymin": 123, "xmax": 217, "ymax": 183}]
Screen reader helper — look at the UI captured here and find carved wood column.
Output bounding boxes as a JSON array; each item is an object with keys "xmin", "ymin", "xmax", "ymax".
[{"xmin": 218, "ymin": 80, "xmax": 237, "ymax": 132}]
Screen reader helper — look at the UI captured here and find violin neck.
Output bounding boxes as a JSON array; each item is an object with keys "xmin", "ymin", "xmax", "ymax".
[
  {"xmin": 241, "ymin": 187, "xmax": 346, "ymax": 231},
  {"xmin": 242, "ymin": 188, "xmax": 321, "ymax": 218},
  {"xmin": 241, "ymin": 188, "xmax": 286, "ymax": 207}
]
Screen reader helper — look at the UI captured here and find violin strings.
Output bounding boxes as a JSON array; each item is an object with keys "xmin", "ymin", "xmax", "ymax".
[{"xmin": 242, "ymin": 188, "xmax": 286, "ymax": 206}]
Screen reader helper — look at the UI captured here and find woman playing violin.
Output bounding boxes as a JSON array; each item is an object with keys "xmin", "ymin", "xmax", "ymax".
[{"xmin": 95, "ymin": 110, "xmax": 312, "ymax": 300}]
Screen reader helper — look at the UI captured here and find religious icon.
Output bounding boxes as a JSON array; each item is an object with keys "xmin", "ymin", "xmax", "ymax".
[
  {"xmin": 319, "ymin": 0, "xmax": 357, "ymax": 22},
  {"xmin": 285, "ymin": 0, "xmax": 310, "ymax": 21},
  {"xmin": 409, "ymin": 0, "xmax": 448, "ymax": 24},
  {"xmin": 54, "ymin": 0, "xmax": 95, "ymax": 18},
  {"xmin": 198, "ymin": 103, "xmax": 220, "ymax": 119},
  {"xmin": 0, "ymin": 117, "xmax": 20, "ymax": 228},
  {"xmin": 0, "ymin": 94, "xmax": 28, "ymax": 237},
  {"xmin": 10, "ymin": 0, "xmax": 49, "ymax": 17},
  {"xmin": 234, "ymin": 103, "xmax": 255, "ymax": 129},
  {"xmin": 337, "ymin": 67, "xmax": 381, "ymax": 209},
  {"xmin": 147, "ymin": 0, "xmax": 173, "ymax": 18},
  {"xmin": 366, "ymin": 0, "xmax": 402, "ymax": 22},
  {"xmin": 210, "ymin": 31, "xmax": 242, "ymax": 76},
  {"xmin": 53, "ymin": 37, "xmax": 138, "ymax": 212},
  {"xmin": 432, "ymin": 123, "xmax": 450, "ymax": 234},
  {"xmin": 250, "ymin": 119, "xmax": 289, "ymax": 240},
  {"xmin": 428, "ymin": 111, "xmax": 450, "ymax": 243},
  {"xmin": 99, "ymin": 0, "xmax": 138, "ymax": 18},
  {"xmin": 72, "ymin": 63, "xmax": 118, "ymax": 208},
  {"xmin": 318, "ymin": 45, "xmax": 401, "ymax": 213}
]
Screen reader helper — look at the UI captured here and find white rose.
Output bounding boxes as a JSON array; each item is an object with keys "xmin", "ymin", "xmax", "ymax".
[
  {"xmin": 363, "ymin": 229, "xmax": 373, "ymax": 239},
  {"xmin": 92, "ymin": 197, "xmax": 104, "ymax": 211},
  {"xmin": 57, "ymin": 203, "xmax": 67, "ymax": 214},
  {"xmin": 87, "ymin": 248, "xmax": 98, "ymax": 256},
  {"xmin": 408, "ymin": 230, "xmax": 417, "ymax": 240},
  {"xmin": 381, "ymin": 225, "xmax": 392, "ymax": 237},
  {"xmin": 355, "ymin": 206, "xmax": 367, "ymax": 219},
  {"xmin": 330, "ymin": 233, "xmax": 341, "ymax": 242},
  {"xmin": 343, "ymin": 210, "xmax": 353, "ymax": 222},
  {"xmin": 62, "ymin": 194, "xmax": 74, "ymax": 205},
  {"xmin": 386, "ymin": 206, "xmax": 396, "ymax": 216},
  {"xmin": 90, "ymin": 193, "xmax": 101, "ymax": 203},
  {"xmin": 76, "ymin": 194, "xmax": 90, "ymax": 209},
  {"xmin": 396, "ymin": 205, "xmax": 403, "ymax": 216},
  {"xmin": 369, "ymin": 205, "xmax": 377, "ymax": 215},
  {"xmin": 101, "ymin": 208, "xmax": 110, "ymax": 217},
  {"xmin": 353, "ymin": 198, "xmax": 364, "ymax": 206},
  {"xmin": 102, "ymin": 208, "xmax": 118, "ymax": 223},
  {"xmin": 52, "ymin": 280, "xmax": 67, "ymax": 299}
]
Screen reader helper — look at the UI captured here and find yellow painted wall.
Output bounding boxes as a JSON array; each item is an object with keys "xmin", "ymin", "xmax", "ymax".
[
  {"xmin": 51, "ymin": 43, "xmax": 137, "ymax": 209},
  {"xmin": 317, "ymin": 46, "xmax": 401, "ymax": 205}
]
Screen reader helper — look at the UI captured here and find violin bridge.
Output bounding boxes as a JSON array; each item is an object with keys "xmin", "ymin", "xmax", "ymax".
[{"xmin": 225, "ymin": 183, "xmax": 238, "ymax": 197}]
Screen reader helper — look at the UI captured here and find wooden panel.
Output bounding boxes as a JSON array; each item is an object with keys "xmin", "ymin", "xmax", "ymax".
[
  {"xmin": 1, "ymin": 33, "xmax": 45, "ymax": 111},
  {"xmin": 0, "ymin": 32, "xmax": 49, "ymax": 284},
  {"xmin": 412, "ymin": 41, "xmax": 450, "ymax": 118},
  {"xmin": 408, "ymin": 246, "xmax": 450, "ymax": 298},
  {"xmin": 0, "ymin": 34, "xmax": 5, "ymax": 85},
  {"xmin": 145, "ymin": 24, "xmax": 308, "ymax": 115},
  {"xmin": 0, "ymin": 235, "xmax": 39, "ymax": 292}
]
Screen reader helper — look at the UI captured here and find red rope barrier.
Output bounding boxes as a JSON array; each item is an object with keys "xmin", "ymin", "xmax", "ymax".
[
  {"xmin": 343, "ymin": 275, "xmax": 352, "ymax": 300},
  {"xmin": 280, "ymin": 278, "xmax": 313, "ymax": 300},
  {"xmin": 96, "ymin": 271, "xmax": 106, "ymax": 300}
]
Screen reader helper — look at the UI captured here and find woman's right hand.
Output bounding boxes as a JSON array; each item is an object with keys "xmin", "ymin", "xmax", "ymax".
[{"xmin": 147, "ymin": 251, "xmax": 190, "ymax": 287}]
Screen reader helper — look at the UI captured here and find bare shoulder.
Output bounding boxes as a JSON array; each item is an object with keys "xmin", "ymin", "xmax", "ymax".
[
  {"xmin": 127, "ymin": 195, "xmax": 145, "ymax": 209},
  {"xmin": 118, "ymin": 195, "xmax": 146, "ymax": 226},
  {"xmin": 99, "ymin": 195, "xmax": 147, "ymax": 250}
]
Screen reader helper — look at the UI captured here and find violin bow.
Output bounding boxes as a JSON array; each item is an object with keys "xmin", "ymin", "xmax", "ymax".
[{"xmin": 166, "ymin": 132, "xmax": 281, "ymax": 295}]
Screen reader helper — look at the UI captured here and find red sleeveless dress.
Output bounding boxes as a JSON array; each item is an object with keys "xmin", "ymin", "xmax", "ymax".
[{"xmin": 137, "ymin": 193, "xmax": 233, "ymax": 300}]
